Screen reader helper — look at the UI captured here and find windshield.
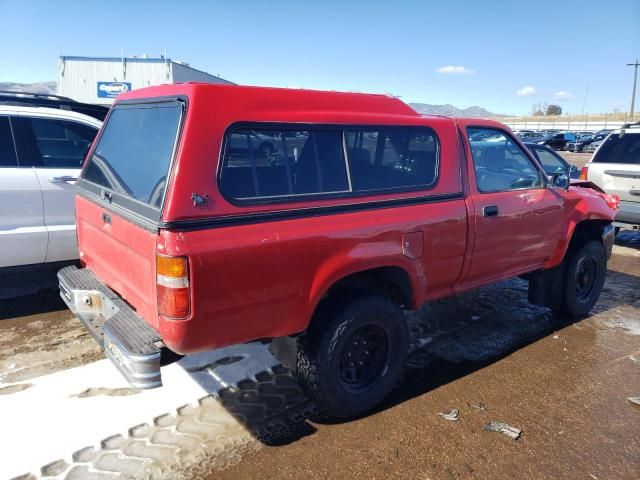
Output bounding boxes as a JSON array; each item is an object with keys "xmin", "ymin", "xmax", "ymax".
[
  {"xmin": 82, "ymin": 102, "xmax": 183, "ymax": 210},
  {"xmin": 592, "ymin": 133, "xmax": 640, "ymax": 164}
]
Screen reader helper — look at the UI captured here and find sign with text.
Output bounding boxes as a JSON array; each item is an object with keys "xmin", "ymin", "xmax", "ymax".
[{"xmin": 97, "ymin": 82, "xmax": 131, "ymax": 98}]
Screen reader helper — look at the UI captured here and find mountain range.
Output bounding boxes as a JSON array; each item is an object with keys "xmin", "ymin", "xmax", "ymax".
[
  {"xmin": 0, "ymin": 81, "xmax": 57, "ymax": 95},
  {"xmin": 0, "ymin": 82, "xmax": 501, "ymax": 118},
  {"xmin": 408, "ymin": 103, "xmax": 501, "ymax": 118}
]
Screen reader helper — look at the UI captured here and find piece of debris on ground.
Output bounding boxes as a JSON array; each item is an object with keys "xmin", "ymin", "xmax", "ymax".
[
  {"xmin": 469, "ymin": 402, "xmax": 488, "ymax": 412},
  {"xmin": 485, "ymin": 421, "xmax": 522, "ymax": 440},
  {"xmin": 628, "ymin": 397, "xmax": 640, "ymax": 406},
  {"xmin": 437, "ymin": 409, "xmax": 460, "ymax": 421}
]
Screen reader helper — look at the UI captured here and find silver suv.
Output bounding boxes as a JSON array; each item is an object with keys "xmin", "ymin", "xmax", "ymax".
[{"xmin": 585, "ymin": 122, "xmax": 640, "ymax": 231}]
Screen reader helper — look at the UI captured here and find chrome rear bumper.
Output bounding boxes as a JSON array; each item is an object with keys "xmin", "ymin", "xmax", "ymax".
[{"xmin": 58, "ymin": 265, "xmax": 163, "ymax": 389}]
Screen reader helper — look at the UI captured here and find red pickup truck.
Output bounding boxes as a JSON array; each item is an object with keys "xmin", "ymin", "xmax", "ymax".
[{"xmin": 58, "ymin": 84, "xmax": 617, "ymax": 418}]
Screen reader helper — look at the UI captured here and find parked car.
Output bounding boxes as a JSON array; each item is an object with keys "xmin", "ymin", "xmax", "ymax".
[
  {"xmin": 0, "ymin": 92, "xmax": 105, "ymax": 298},
  {"xmin": 58, "ymin": 84, "xmax": 617, "ymax": 419},
  {"xmin": 582, "ymin": 122, "xmax": 640, "ymax": 231},
  {"xmin": 533, "ymin": 132, "xmax": 577, "ymax": 150},
  {"xmin": 594, "ymin": 129, "xmax": 613, "ymax": 137},
  {"xmin": 0, "ymin": 90, "xmax": 108, "ymax": 122},
  {"xmin": 525, "ymin": 143, "xmax": 580, "ymax": 178},
  {"xmin": 515, "ymin": 131, "xmax": 541, "ymax": 140},
  {"xmin": 228, "ymin": 131, "xmax": 276, "ymax": 158},
  {"xmin": 585, "ymin": 139, "xmax": 605, "ymax": 153},
  {"xmin": 566, "ymin": 132, "xmax": 608, "ymax": 153}
]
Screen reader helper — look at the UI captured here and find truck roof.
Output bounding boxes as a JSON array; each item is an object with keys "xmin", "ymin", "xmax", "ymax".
[
  {"xmin": 117, "ymin": 82, "xmax": 420, "ymax": 120},
  {"xmin": 115, "ymin": 83, "xmax": 508, "ymax": 130}
]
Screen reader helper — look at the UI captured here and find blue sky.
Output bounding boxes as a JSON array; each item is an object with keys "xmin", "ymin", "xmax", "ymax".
[{"xmin": 1, "ymin": 0, "xmax": 638, "ymax": 115}]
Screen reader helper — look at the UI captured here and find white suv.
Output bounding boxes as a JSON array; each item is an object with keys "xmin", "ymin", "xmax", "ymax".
[
  {"xmin": 0, "ymin": 93, "xmax": 104, "ymax": 295},
  {"xmin": 584, "ymin": 122, "xmax": 640, "ymax": 231}
]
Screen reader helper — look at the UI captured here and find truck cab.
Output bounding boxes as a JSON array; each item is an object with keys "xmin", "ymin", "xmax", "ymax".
[{"xmin": 58, "ymin": 83, "xmax": 617, "ymax": 418}]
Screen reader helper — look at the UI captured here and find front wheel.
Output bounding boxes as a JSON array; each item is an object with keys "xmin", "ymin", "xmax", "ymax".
[
  {"xmin": 295, "ymin": 295, "xmax": 408, "ymax": 419},
  {"xmin": 557, "ymin": 239, "xmax": 606, "ymax": 318}
]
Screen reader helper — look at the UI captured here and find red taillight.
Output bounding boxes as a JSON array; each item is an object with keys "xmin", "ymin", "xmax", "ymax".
[
  {"xmin": 604, "ymin": 194, "xmax": 620, "ymax": 210},
  {"xmin": 579, "ymin": 166, "xmax": 588, "ymax": 180},
  {"xmin": 156, "ymin": 254, "xmax": 190, "ymax": 319}
]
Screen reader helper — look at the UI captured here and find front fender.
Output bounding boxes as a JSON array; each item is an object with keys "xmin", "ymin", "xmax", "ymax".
[{"xmin": 543, "ymin": 186, "xmax": 617, "ymax": 268}]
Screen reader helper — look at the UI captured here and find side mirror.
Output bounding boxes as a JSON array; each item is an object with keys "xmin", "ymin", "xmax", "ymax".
[{"xmin": 552, "ymin": 172, "xmax": 570, "ymax": 190}]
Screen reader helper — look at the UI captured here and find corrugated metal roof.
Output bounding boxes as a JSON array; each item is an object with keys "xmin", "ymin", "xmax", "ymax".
[{"xmin": 60, "ymin": 55, "xmax": 170, "ymax": 63}]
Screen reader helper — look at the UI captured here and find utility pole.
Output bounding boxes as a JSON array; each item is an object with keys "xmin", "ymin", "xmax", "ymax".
[{"xmin": 628, "ymin": 59, "xmax": 639, "ymax": 121}]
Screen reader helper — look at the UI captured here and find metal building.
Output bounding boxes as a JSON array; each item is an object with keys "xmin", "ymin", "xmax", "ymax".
[{"xmin": 57, "ymin": 55, "xmax": 234, "ymax": 105}]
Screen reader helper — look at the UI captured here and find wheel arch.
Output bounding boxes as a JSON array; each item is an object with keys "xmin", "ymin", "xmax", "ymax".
[
  {"xmin": 544, "ymin": 216, "xmax": 613, "ymax": 269},
  {"xmin": 302, "ymin": 262, "xmax": 422, "ymax": 334}
]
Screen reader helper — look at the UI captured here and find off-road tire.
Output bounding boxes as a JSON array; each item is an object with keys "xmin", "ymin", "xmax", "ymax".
[
  {"xmin": 295, "ymin": 295, "xmax": 408, "ymax": 419},
  {"xmin": 558, "ymin": 239, "xmax": 606, "ymax": 318}
]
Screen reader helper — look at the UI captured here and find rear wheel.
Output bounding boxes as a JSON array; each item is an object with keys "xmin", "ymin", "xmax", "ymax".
[
  {"xmin": 557, "ymin": 239, "xmax": 606, "ymax": 318},
  {"xmin": 295, "ymin": 295, "xmax": 408, "ymax": 419}
]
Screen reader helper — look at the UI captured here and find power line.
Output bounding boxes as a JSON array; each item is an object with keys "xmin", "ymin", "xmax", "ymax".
[{"xmin": 628, "ymin": 59, "xmax": 639, "ymax": 120}]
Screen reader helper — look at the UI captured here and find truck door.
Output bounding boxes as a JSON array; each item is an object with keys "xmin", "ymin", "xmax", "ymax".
[
  {"xmin": 0, "ymin": 116, "xmax": 47, "ymax": 267},
  {"xmin": 11, "ymin": 115, "xmax": 98, "ymax": 263},
  {"xmin": 460, "ymin": 126, "xmax": 564, "ymax": 289}
]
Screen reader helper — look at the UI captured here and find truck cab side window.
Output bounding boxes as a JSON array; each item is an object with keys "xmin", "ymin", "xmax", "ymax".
[
  {"xmin": 468, "ymin": 128, "xmax": 543, "ymax": 193},
  {"xmin": 345, "ymin": 127, "xmax": 438, "ymax": 192},
  {"xmin": 0, "ymin": 117, "xmax": 18, "ymax": 167}
]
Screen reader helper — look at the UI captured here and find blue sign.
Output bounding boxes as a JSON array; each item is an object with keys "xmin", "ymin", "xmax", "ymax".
[{"xmin": 97, "ymin": 81, "xmax": 132, "ymax": 98}]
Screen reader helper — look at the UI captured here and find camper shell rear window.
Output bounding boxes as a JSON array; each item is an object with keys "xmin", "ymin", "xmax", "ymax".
[{"xmin": 79, "ymin": 100, "xmax": 184, "ymax": 222}]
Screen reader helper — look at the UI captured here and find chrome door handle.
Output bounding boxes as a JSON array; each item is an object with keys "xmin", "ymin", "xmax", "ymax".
[{"xmin": 49, "ymin": 175, "xmax": 78, "ymax": 184}]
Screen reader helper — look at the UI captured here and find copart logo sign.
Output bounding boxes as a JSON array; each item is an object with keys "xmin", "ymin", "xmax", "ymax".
[{"xmin": 97, "ymin": 82, "xmax": 132, "ymax": 98}]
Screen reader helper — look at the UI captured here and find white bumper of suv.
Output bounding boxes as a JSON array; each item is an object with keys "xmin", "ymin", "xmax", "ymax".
[{"xmin": 615, "ymin": 200, "xmax": 640, "ymax": 228}]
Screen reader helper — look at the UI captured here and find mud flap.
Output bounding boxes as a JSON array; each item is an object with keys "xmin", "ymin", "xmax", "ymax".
[
  {"xmin": 527, "ymin": 263, "xmax": 565, "ymax": 311},
  {"xmin": 269, "ymin": 336, "xmax": 298, "ymax": 369}
]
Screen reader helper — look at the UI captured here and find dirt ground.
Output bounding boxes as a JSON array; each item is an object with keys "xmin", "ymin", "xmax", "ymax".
[{"xmin": 0, "ymin": 291, "xmax": 102, "ymax": 385}]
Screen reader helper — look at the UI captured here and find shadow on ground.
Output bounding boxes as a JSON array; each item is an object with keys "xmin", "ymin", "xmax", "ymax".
[
  {"xmin": 615, "ymin": 229, "xmax": 640, "ymax": 250},
  {"xmin": 184, "ymin": 257, "xmax": 639, "ymax": 447},
  {"xmin": 0, "ymin": 289, "xmax": 66, "ymax": 321}
]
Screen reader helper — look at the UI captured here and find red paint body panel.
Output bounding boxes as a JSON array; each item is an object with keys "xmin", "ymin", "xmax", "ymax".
[
  {"xmin": 74, "ymin": 84, "xmax": 617, "ymax": 355},
  {"xmin": 76, "ymin": 195, "xmax": 159, "ymax": 326}
]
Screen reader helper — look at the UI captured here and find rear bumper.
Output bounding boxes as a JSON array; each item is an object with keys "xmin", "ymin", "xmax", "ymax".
[{"xmin": 58, "ymin": 265, "xmax": 163, "ymax": 389}]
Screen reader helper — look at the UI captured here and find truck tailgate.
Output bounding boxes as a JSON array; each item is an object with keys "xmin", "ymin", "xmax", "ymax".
[{"xmin": 76, "ymin": 195, "xmax": 159, "ymax": 327}]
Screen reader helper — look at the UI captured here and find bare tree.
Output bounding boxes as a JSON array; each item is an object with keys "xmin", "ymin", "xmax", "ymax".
[{"xmin": 546, "ymin": 104, "xmax": 562, "ymax": 116}]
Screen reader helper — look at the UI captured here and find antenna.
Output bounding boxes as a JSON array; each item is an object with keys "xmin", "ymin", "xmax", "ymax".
[
  {"xmin": 628, "ymin": 59, "xmax": 639, "ymax": 120},
  {"xmin": 580, "ymin": 84, "xmax": 589, "ymax": 117}
]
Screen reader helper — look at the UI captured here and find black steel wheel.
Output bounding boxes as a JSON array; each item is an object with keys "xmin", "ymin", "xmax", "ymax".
[
  {"xmin": 338, "ymin": 324, "xmax": 389, "ymax": 393},
  {"xmin": 295, "ymin": 295, "xmax": 407, "ymax": 419},
  {"xmin": 558, "ymin": 239, "xmax": 606, "ymax": 318}
]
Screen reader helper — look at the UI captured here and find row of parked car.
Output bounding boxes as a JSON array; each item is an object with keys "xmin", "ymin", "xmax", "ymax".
[{"xmin": 513, "ymin": 129, "xmax": 613, "ymax": 152}]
